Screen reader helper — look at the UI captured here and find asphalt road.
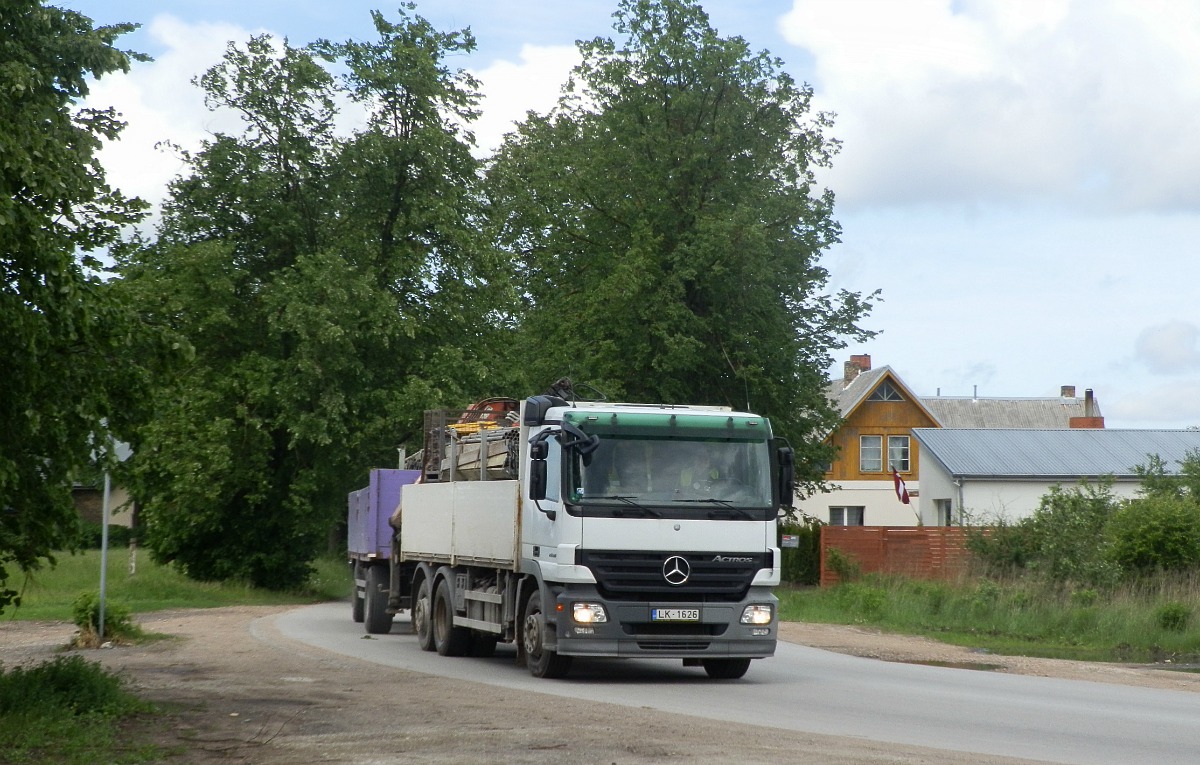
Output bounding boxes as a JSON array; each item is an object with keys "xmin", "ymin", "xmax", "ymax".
[{"xmin": 271, "ymin": 603, "xmax": 1200, "ymax": 765}]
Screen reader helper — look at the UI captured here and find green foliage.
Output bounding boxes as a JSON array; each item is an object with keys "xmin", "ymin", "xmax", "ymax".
[
  {"xmin": 778, "ymin": 518, "xmax": 821, "ymax": 585},
  {"xmin": 9, "ymin": 549, "xmax": 349, "ymax": 621},
  {"xmin": 0, "ymin": 1, "xmax": 159, "ymax": 615},
  {"xmin": 1133, "ymin": 449, "xmax": 1200, "ymax": 501},
  {"xmin": 1106, "ymin": 495, "xmax": 1200, "ymax": 574},
  {"xmin": 968, "ymin": 482, "xmax": 1120, "ymax": 587},
  {"xmin": 0, "ymin": 655, "xmax": 145, "ymax": 717},
  {"xmin": 116, "ymin": 7, "xmax": 513, "ymax": 589},
  {"xmin": 777, "ymin": 574, "xmax": 1200, "ymax": 662},
  {"xmin": 1156, "ymin": 602, "xmax": 1191, "ymax": 633},
  {"xmin": 825, "ymin": 547, "xmax": 862, "ymax": 582},
  {"xmin": 71, "ymin": 590, "xmax": 141, "ymax": 643},
  {"xmin": 0, "ymin": 655, "xmax": 158, "ymax": 764},
  {"xmin": 76, "ymin": 521, "xmax": 138, "ymax": 549},
  {"xmin": 486, "ymin": 0, "xmax": 875, "ymax": 489}
]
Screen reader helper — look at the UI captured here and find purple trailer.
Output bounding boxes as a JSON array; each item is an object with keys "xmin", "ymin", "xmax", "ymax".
[{"xmin": 348, "ymin": 468, "xmax": 421, "ymax": 634}]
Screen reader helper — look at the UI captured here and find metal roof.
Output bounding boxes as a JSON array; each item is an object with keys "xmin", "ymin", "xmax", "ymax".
[
  {"xmin": 920, "ymin": 396, "xmax": 1100, "ymax": 429},
  {"xmin": 912, "ymin": 428, "xmax": 1200, "ymax": 478}
]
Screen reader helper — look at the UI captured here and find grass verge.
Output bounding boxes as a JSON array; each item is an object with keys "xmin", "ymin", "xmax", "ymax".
[
  {"xmin": 0, "ymin": 655, "xmax": 162, "ymax": 765},
  {"xmin": 777, "ymin": 574, "xmax": 1200, "ymax": 663},
  {"xmin": 6, "ymin": 549, "xmax": 351, "ymax": 621}
]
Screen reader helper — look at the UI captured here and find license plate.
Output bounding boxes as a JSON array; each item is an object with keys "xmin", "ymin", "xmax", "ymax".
[{"xmin": 651, "ymin": 608, "xmax": 700, "ymax": 622}]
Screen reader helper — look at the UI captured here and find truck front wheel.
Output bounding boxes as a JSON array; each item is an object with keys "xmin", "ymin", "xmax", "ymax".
[
  {"xmin": 413, "ymin": 577, "xmax": 434, "ymax": 651},
  {"xmin": 702, "ymin": 658, "xmax": 751, "ymax": 680},
  {"xmin": 522, "ymin": 593, "xmax": 572, "ymax": 679},
  {"xmin": 433, "ymin": 579, "xmax": 470, "ymax": 656},
  {"xmin": 364, "ymin": 565, "xmax": 394, "ymax": 635}
]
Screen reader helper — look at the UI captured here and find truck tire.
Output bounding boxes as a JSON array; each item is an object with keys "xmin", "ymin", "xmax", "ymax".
[
  {"xmin": 433, "ymin": 579, "xmax": 470, "ymax": 656},
  {"xmin": 413, "ymin": 577, "xmax": 435, "ymax": 651},
  {"xmin": 364, "ymin": 565, "xmax": 394, "ymax": 635},
  {"xmin": 702, "ymin": 658, "xmax": 751, "ymax": 680},
  {"xmin": 522, "ymin": 592, "xmax": 572, "ymax": 679},
  {"xmin": 351, "ymin": 563, "xmax": 365, "ymax": 623}
]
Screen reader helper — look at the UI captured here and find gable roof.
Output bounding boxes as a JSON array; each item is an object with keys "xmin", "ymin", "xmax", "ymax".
[
  {"xmin": 912, "ymin": 428, "xmax": 1200, "ymax": 479},
  {"xmin": 830, "ymin": 365, "xmax": 939, "ymax": 425},
  {"xmin": 920, "ymin": 396, "xmax": 1101, "ymax": 429}
]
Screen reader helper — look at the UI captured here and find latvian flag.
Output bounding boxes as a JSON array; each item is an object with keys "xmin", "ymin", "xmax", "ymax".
[{"xmin": 892, "ymin": 468, "xmax": 910, "ymax": 505}]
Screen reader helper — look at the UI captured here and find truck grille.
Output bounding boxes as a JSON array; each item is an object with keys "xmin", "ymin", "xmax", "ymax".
[{"xmin": 579, "ymin": 550, "xmax": 767, "ymax": 602}]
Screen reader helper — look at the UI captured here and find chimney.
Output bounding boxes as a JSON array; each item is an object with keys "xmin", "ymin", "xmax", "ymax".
[
  {"xmin": 1061, "ymin": 385, "xmax": 1076, "ymax": 398},
  {"xmin": 1069, "ymin": 388, "xmax": 1105, "ymax": 428},
  {"xmin": 843, "ymin": 354, "xmax": 871, "ymax": 387}
]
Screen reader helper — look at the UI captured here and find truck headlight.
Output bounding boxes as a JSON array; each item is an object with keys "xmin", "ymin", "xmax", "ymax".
[
  {"xmin": 740, "ymin": 604, "xmax": 773, "ymax": 625},
  {"xmin": 572, "ymin": 602, "xmax": 608, "ymax": 624}
]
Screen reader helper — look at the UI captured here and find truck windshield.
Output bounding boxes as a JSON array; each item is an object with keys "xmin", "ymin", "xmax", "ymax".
[{"xmin": 568, "ymin": 435, "xmax": 773, "ymax": 510}]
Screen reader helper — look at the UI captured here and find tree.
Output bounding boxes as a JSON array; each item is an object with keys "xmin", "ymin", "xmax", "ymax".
[
  {"xmin": 117, "ymin": 8, "xmax": 512, "ymax": 588},
  {"xmin": 0, "ymin": 2, "xmax": 148, "ymax": 612},
  {"xmin": 486, "ymin": 0, "xmax": 875, "ymax": 489}
]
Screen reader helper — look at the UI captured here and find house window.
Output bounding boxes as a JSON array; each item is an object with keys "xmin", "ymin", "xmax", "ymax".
[
  {"xmin": 830, "ymin": 506, "xmax": 865, "ymax": 526},
  {"xmin": 867, "ymin": 381, "xmax": 904, "ymax": 401},
  {"xmin": 859, "ymin": 435, "xmax": 882, "ymax": 472},
  {"xmin": 888, "ymin": 436, "xmax": 910, "ymax": 473},
  {"xmin": 935, "ymin": 499, "xmax": 953, "ymax": 526}
]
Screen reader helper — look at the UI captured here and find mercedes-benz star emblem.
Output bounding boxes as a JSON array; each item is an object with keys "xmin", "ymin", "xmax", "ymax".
[{"xmin": 662, "ymin": 556, "xmax": 690, "ymax": 586}]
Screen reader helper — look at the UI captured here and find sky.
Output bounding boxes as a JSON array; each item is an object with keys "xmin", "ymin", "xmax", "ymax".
[{"xmin": 69, "ymin": 0, "xmax": 1200, "ymax": 430}]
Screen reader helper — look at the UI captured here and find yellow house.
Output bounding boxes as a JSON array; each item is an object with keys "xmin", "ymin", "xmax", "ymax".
[{"xmin": 798, "ymin": 355, "xmax": 1103, "ymax": 526}]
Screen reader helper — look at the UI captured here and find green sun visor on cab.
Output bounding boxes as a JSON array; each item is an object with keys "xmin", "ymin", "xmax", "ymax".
[{"xmin": 561, "ymin": 410, "xmax": 771, "ymax": 442}]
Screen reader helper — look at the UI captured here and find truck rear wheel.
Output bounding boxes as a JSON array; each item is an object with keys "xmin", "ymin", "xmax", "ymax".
[
  {"xmin": 522, "ymin": 592, "xmax": 572, "ymax": 679},
  {"xmin": 413, "ymin": 577, "xmax": 435, "ymax": 651},
  {"xmin": 364, "ymin": 565, "xmax": 394, "ymax": 635},
  {"xmin": 351, "ymin": 563, "xmax": 365, "ymax": 623},
  {"xmin": 433, "ymin": 579, "xmax": 470, "ymax": 656},
  {"xmin": 702, "ymin": 658, "xmax": 751, "ymax": 680}
]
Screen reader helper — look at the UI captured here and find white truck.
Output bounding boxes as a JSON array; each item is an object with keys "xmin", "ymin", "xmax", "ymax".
[{"xmin": 358, "ymin": 385, "xmax": 795, "ymax": 679}]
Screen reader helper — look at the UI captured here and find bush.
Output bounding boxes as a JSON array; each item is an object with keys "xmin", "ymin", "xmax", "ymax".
[
  {"xmin": 77, "ymin": 521, "xmax": 138, "ymax": 550},
  {"xmin": 970, "ymin": 482, "xmax": 1120, "ymax": 587},
  {"xmin": 825, "ymin": 547, "xmax": 861, "ymax": 583},
  {"xmin": 778, "ymin": 518, "xmax": 821, "ymax": 585},
  {"xmin": 71, "ymin": 591, "xmax": 142, "ymax": 644},
  {"xmin": 1107, "ymin": 496, "xmax": 1200, "ymax": 574},
  {"xmin": 1156, "ymin": 602, "xmax": 1192, "ymax": 633},
  {"xmin": 0, "ymin": 655, "xmax": 146, "ymax": 717}
]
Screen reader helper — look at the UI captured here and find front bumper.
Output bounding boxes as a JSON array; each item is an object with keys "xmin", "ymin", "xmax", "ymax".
[{"xmin": 552, "ymin": 585, "xmax": 778, "ymax": 658}]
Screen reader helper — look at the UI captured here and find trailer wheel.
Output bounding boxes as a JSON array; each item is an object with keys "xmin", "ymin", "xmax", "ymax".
[
  {"xmin": 433, "ymin": 579, "xmax": 470, "ymax": 656},
  {"xmin": 364, "ymin": 565, "xmax": 394, "ymax": 635},
  {"xmin": 702, "ymin": 658, "xmax": 751, "ymax": 680},
  {"xmin": 413, "ymin": 577, "xmax": 435, "ymax": 651},
  {"xmin": 351, "ymin": 563, "xmax": 365, "ymax": 623},
  {"xmin": 522, "ymin": 592, "xmax": 572, "ymax": 679}
]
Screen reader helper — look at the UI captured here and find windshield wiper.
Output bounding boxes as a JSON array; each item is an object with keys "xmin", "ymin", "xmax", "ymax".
[
  {"xmin": 674, "ymin": 498, "xmax": 755, "ymax": 519},
  {"xmin": 590, "ymin": 495, "xmax": 662, "ymax": 518}
]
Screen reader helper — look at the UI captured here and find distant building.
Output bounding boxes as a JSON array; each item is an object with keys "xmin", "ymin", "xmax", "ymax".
[
  {"xmin": 796, "ymin": 355, "xmax": 1105, "ymax": 526},
  {"xmin": 913, "ymin": 428, "xmax": 1200, "ymax": 525}
]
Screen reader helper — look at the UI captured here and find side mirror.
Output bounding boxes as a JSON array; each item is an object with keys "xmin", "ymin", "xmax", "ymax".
[
  {"xmin": 777, "ymin": 446, "xmax": 795, "ymax": 509},
  {"xmin": 529, "ymin": 459, "xmax": 547, "ymax": 501}
]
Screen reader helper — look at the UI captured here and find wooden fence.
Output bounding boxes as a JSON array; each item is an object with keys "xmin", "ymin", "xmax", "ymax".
[{"xmin": 819, "ymin": 526, "xmax": 973, "ymax": 586}]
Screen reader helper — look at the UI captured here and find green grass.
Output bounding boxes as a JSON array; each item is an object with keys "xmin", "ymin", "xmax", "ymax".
[
  {"xmin": 6, "ymin": 549, "xmax": 351, "ymax": 621},
  {"xmin": 777, "ymin": 574, "xmax": 1200, "ymax": 663},
  {"xmin": 0, "ymin": 655, "xmax": 162, "ymax": 765}
]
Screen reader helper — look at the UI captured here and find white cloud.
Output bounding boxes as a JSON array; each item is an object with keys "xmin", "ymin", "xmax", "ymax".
[
  {"xmin": 469, "ymin": 44, "xmax": 580, "ymax": 154},
  {"xmin": 83, "ymin": 16, "xmax": 260, "ymax": 214},
  {"xmin": 1135, "ymin": 321, "xmax": 1200, "ymax": 374},
  {"xmin": 780, "ymin": 0, "xmax": 1200, "ymax": 211},
  {"xmin": 1105, "ymin": 377, "xmax": 1200, "ymax": 428}
]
